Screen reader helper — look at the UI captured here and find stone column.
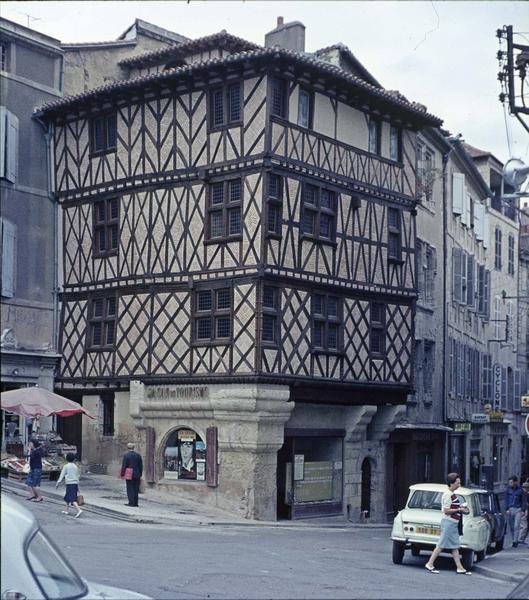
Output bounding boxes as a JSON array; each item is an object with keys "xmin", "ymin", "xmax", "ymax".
[{"xmin": 210, "ymin": 384, "xmax": 293, "ymax": 520}]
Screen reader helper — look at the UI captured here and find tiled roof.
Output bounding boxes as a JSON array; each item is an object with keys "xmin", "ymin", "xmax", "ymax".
[
  {"xmin": 462, "ymin": 142, "xmax": 490, "ymax": 159},
  {"xmin": 34, "ymin": 45, "xmax": 443, "ymax": 126},
  {"xmin": 62, "ymin": 40, "xmax": 137, "ymax": 50},
  {"xmin": 118, "ymin": 31, "xmax": 261, "ymax": 67}
]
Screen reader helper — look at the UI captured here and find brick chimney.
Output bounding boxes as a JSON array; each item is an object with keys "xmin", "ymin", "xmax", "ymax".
[{"xmin": 265, "ymin": 17, "xmax": 305, "ymax": 52}]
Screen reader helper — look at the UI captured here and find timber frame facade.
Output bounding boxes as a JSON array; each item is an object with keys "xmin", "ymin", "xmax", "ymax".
[{"xmin": 36, "ymin": 30, "xmax": 442, "ymax": 520}]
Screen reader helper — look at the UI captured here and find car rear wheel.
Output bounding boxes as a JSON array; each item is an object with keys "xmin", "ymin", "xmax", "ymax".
[
  {"xmin": 495, "ymin": 535, "xmax": 504, "ymax": 552},
  {"xmin": 476, "ymin": 548, "xmax": 486, "ymax": 562},
  {"xmin": 461, "ymin": 549, "xmax": 474, "ymax": 571},
  {"xmin": 392, "ymin": 541, "xmax": 405, "ymax": 564},
  {"xmin": 411, "ymin": 546, "xmax": 420, "ymax": 557}
]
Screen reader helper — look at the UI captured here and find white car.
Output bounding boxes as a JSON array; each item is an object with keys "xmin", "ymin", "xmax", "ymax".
[
  {"xmin": 1, "ymin": 493, "xmax": 150, "ymax": 600},
  {"xmin": 391, "ymin": 483, "xmax": 491, "ymax": 571}
]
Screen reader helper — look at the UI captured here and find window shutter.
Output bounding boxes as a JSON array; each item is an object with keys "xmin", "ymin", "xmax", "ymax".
[
  {"xmin": 484, "ymin": 270, "xmax": 490, "ymax": 318},
  {"xmin": 483, "ymin": 210, "xmax": 490, "ymax": 249},
  {"xmin": 0, "ymin": 106, "xmax": 6, "ymax": 179},
  {"xmin": 1, "ymin": 218, "xmax": 16, "ymax": 298},
  {"xmin": 453, "ymin": 248, "xmax": 461, "ymax": 302},
  {"xmin": 514, "ymin": 369, "xmax": 521, "ymax": 409},
  {"xmin": 452, "ymin": 172, "xmax": 465, "ymax": 215},
  {"xmin": 467, "ymin": 255, "xmax": 474, "ymax": 306},
  {"xmin": 474, "ymin": 202, "xmax": 484, "ymax": 240},
  {"xmin": 461, "ymin": 190, "xmax": 469, "ymax": 226},
  {"xmin": 206, "ymin": 426, "xmax": 218, "ymax": 487},
  {"xmin": 5, "ymin": 109, "xmax": 18, "ymax": 183},
  {"xmin": 460, "ymin": 250, "xmax": 467, "ymax": 304}
]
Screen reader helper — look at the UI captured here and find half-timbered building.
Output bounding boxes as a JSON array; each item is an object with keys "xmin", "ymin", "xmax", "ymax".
[{"xmin": 35, "ymin": 20, "xmax": 442, "ymax": 520}]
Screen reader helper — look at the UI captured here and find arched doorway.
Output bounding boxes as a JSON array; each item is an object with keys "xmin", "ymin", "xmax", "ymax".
[{"xmin": 361, "ymin": 457, "xmax": 372, "ymax": 518}]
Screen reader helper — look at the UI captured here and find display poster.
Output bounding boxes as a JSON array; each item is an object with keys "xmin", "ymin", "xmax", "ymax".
[
  {"xmin": 163, "ymin": 446, "xmax": 179, "ymax": 479},
  {"xmin": 178, "ymin": 430, "xmax": 197, "ymax": 479},
  {"xmin": 294, "ymin": 454, "xmax": 305, "ymax": 481}
]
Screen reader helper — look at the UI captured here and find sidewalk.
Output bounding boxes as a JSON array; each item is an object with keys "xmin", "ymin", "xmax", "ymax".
[
  {"xmin": 472, "ymin": 545, "xmax": 529, "ymax": 584},
  {"xmin": 1, "ymin": 472, "xmax": 390, "ymax": 529}
]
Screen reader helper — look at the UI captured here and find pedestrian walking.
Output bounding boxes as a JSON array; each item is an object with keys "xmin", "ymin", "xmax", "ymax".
[
  {"xmin": 505, "ymin": 475, "xmax": 525, "ymax": 547},
  {"xmin": 425, "ymin": 473, "xmax": 471, "ymax": 574},
  {"xmin": 25, "ymin": 440, "xmax": 44, "ymax": 502},
  {"xmin": 55, "ymin": 453, "xmax": 83, "ymax": 518},
  {"xmin": 120, "ymin": 442, "xmax": 143, "ymax": 507},
  {"xmin": 519, "ymin": 480, "xmax": 529, "ymax": 545}
]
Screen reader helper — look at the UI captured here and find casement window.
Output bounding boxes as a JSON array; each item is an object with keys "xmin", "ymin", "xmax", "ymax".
[
  {"xmin": 90, "ymin": 113, "xmax": 117, "ymax": 155},
  {"xmin": 387, "ymin": 207, "xmax": 401, "ymax": 261},
  {"xmin": 270, "ymin": 77, "xmax": 287, "ymax": 118},
  {"xmin": 477, "ymin": 264, "xmax": 491, "ymax": 315},
  {"xmin": 494, "ymin": 228, "xmax": 502, "ymax": 270},
  {"xmin": 466, "ymin": 254, "xmax": 475, "ymax": 307},
  {"xmin": 0, "ymin": 106, "xmax": 19, "ymax": 182},
  {"xmin": 262, "ymin": 285, "xmax": 280, "ymax": 344},
  {"xmin": 101, "ymin": 392, "xmax": 115, "ymax": 437},
  {"xmin": 297, "ymin": 89, "xmax": 312, "ymax": 129},
  {"xmin": 389, "ymin": 125, "xmax": 402, "ymax": 162},
  {"xmin": 369, "ymin": 302, "xmax": 385, "ymax": 356},
  {"xmin": 87, "ymin": 296, "xmax": 117, "ymax": 350},
  {"xmin": 417, "ymin": 240, "xmax": 436, "ymax": 305},
  {"xmin": 0, "ymin": 217, "xmax": 16, "ymax": 298},
  {"xmin": 508, "ymin": 234, "xmax": 515, "ymax": 275},
  {"xmin": 266, "ymin": 173, "xmax": 283, "ymax": 236},
  {"xmin": 0, "ymin": 42, "xmax": 9, "ymax": 72},
  {"xmin": 206, "ymin": 179, "xmax": 242, "ymax": 241},
  {"xmin": 301, "ymin": 183, "xmax": 336, "ymax": 242},
  {"xmin": 368, "ymin": 119, "xmax": 381, "ymax": 155},
  {"xmin": 193, "ymin": 288, "xmax": 232, "ymax": 343},
  {"xmin": 482, "ymin": 354, "xmax": 492, "ymax": 401},
  {"xmin": 209, "ymin": 83, "xmax": 242, "ymax": 128},
  {"xmin": 312, "ymin": 293, "xmax": 342, "ymax": 352},
  {"xmin": 93, "ymin": 197, "xmax": 119, "ymax": 258}
]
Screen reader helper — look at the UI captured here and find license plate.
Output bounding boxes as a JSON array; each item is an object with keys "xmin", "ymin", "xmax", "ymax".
[{"xmin": 416, "ymin": 526, "xmax": 440, "ymax": 535}]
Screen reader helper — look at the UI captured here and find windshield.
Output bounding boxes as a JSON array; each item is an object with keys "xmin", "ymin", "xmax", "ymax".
[
  {"xmin": 408, "ymin": 490, "xmax": 465, "ymax": 510},
  {"xmin": 26, "ymin": 529, "xmax": 87, "ymax": 600}
]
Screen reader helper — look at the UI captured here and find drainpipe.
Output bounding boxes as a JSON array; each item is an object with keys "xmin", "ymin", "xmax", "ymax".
[
  {"xmin": 442, "ymin": 149, "xmax": 450, "ymax": 473},
  {"xmin": 34, "ymin": 115, "xmax": 59, "ymax": 355}
]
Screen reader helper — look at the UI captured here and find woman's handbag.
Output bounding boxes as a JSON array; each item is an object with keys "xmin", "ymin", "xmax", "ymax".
[
  {"xmin": 124, "ymin": 467, "xmax": 134, "ymax": 481},
  {"xmin": 77, "ymin": 494, "xmax": 85, "ymax": 506}
]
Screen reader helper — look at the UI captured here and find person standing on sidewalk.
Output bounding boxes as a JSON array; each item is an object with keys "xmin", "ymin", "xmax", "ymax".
[
  {"xmin": 425, "ymin": 473, "xmax": 471, "ymax": 574},
  {"xmin": 25, "ymin": 440, "xmax": 44, "ymax": 502},
  {"xmin": 55, "ymin": 453, "xmax": 83, "ymax": 518},
  {"xmin": 505, "ymin": 476, "xmax": 525, "ymax": 547},
  {"xmin": 518, "ymin": 480, "xmax": 529, "ymax": 546},
  {"xmin": 120, "ymin": 442, "xmax": 143, "ymax": 507}
]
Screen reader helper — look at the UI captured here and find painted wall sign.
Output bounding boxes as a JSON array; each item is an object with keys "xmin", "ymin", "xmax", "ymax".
[
  {"xmin": 493, "ymin": 364, "xmax": 502, "ymax": 409},
  {"xmin": 146, "ymin": 386, "xmax": 208, "ymax": 400}
]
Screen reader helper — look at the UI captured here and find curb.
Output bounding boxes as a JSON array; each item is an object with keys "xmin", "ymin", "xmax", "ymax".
[{"xmin": 473, "ymin": 562, "xmax": 525, "ymax": 584}]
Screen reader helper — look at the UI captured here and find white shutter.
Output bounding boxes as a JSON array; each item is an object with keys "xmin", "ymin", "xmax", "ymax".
[
  {"xmin": 5, "ymin": 110, "xmax": 18, "ymax": 183},
  {"xmin": 452, "ymin": 172, "xmax": 465, "ymax": 215},
  {"xmin": 461, "ymin": 190, "xmax": 469, "ymax": 226},
  {"xmin": 1, "ymin": 218, "xmax": 16, "ymax": 298},
  {"xmin": 0, "ymin": 106, "xmax": 6, "ymax": 179},
  {"xmin": 483, "ymin": 209, "xmax": 490, "ymax": 249},
  {"xmin": 474, "ymin": 202, "xmax": 484, "ymax": 240}
]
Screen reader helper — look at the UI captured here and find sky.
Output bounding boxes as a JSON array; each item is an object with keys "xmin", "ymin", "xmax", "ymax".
[{"xmin": 2, "ymin": 1, "xmax": 528, "ymax": 165}]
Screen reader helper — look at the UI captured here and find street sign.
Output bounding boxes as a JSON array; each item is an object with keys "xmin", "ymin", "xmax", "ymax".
[{"xmin": 493, "ymin": 364, "xmax": 502, "ymax": 409}]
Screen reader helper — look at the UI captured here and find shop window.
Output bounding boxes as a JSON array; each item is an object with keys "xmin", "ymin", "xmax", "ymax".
[
  {"xmin": 193, "ymin": 287, "xmax": 232, "ymax": 344},
  {"xmin": 206, "ymin": 179, "xmax": 242, "ymax": 241},
  {"xmin": 311, "ymin": 293, "xmax": 342, "ymax": 352},
  {"xmin": 301, "ymin": 183, "xmax": 336, "ymax": 243},
  {"xmin": 209, "ymin": 83, "xmax": 242, "ymax": 129},
  {"xmin": 163, "ymin": 429, "xmax": 206, "ymax": 481},
  {"xmin": 93, "ymin": 197, "xmax": 119, "ymax": 258},
  {"xmin": 87, "ymin": 295, "xmax": 117, "ymax": 350},
  {"xmin": 90, "ymin": 112, "xmax": 117, "ymax": 155},
  {"xmin": 266, "ymin": 173, "xmax": 283, "ymax": 237},
  {"xmin": 262, "ymin": 285, "xmax": 280, "ymax": 345}
]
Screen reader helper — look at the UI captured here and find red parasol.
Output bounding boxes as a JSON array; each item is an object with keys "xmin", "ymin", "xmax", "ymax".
[{"xmin": 0, "ymin": 386, "xmax": 95, "ymax": 419}]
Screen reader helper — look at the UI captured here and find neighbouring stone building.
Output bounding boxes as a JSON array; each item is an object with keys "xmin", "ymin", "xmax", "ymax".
[
  {"xmin": 34, "ymin": 18, "xmax": 442, "ymax": 520},
  {"xmin": 0, "ymin": 17, "xmax": 63, "ymax": 449}
]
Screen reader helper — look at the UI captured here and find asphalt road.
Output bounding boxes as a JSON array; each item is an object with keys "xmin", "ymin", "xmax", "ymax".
[{"xmin": 12, "ymin": 493, "xmax": 518, "ymax": 600}]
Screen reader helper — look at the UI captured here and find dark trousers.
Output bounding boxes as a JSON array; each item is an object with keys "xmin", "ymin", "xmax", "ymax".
[{"xmin": 126, "ymin": 478, "xmax": 140, "ymax": 506}]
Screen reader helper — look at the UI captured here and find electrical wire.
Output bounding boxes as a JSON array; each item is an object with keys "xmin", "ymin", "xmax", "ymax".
[{"xmin": 503, "ymin": 102, "xmax": 513, "ymax": 157}]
